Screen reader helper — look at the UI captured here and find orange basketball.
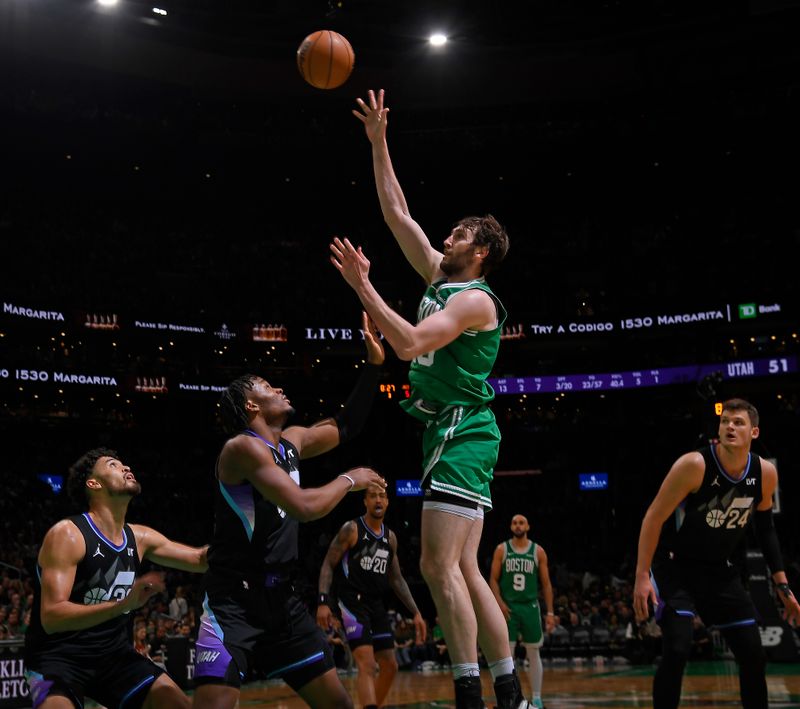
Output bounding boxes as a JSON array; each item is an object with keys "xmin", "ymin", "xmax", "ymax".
[{"xmin": 297, "ymin": 30, "xmax": 355, "ymax": 90}]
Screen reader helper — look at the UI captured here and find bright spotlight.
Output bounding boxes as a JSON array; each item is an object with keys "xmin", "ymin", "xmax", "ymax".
[
  {"xmin": 97, "ymin": 0, "xmax": 119, "ymax": 6},
  {"xmin": 429, "ymin": 33, "xmax": 448, "ymax": 47},
  {"xmin": 152, "ymin": 6, "xmax": 167, "ymax": 15}
]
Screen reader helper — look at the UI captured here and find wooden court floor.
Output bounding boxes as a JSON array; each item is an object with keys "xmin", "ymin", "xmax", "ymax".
[{"xmin": 233, "ymin": 661, "xmax": 800, "ymax": 708}]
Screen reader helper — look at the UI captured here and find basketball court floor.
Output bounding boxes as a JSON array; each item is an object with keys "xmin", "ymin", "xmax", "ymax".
[{"xmin": 232, "ymin": 661, "xmax": 800, "ymax": 707}]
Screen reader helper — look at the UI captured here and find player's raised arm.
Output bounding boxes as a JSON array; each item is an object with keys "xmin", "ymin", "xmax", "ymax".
[
  {"xmin": 353, "ymin": 88, "xmax": 443, "ymax": 283},
  {"xmin": 331, "ymin": 238, "xmax": 495, "ymax": 360},
  {"xmin": 633, "ymin": 452, "xmax": 705, "ymax": 620},
  {"xmin": 284, "ymin": 312, "xmax": 383, "ymax": 459}
]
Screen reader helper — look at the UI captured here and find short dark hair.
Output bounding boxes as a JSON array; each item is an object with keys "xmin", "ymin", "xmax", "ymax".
[
  {"xmin": 457, "ymin": 214, "xmax": 509, "ymax": 275},
  {"xmin": 219, "ymin": 374, "xmax": 258, "ymax": 435},
  {"xmin": 722, "ymin": 398, "xmax": 759, "ymax": 427},
  {"xmin": 67, "ymin": 448, "xmax": 118, "ymax": 508}
]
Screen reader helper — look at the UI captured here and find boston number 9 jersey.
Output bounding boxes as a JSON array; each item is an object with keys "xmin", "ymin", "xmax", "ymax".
[
  {"xmin": 499, "ymin": 540, "xmax": 539, "ymax": 604},
  {"xmin": 335, "ymin": 517, "xmax": 394, "ymax": 597},
  {"xmin": 658, "ymin": 445, "xmax": 764, "ymax": 567}
]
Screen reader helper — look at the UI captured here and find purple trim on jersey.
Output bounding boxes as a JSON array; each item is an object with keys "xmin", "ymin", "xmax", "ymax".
[
  {"xmin": 82, "ymin": 512, "xmax": 128, "ymax": 552},
  {"xmin": 194, "ymin": 607, "xmax": 235, "ymax": 680},
  {"xmin": 342, "ymin": 550, "xmax": 350, "ymax": 579},
  {"xmin": 218, "ymin": 480, "xmax": 256, "ymax": 541},
  {"xmin": 360, "ymin": 516, "xmax": 385, "ymax": 540},
  {"xmin": 26, "ymin": 674, "xmax": 58, "ymax": 709},
  {"xmin": 709, "ymin": 446, "xmax": 752, "ymax": 485},
  {"xmin": 339, "ymin": 601, "xmax": 365, "ymax": 642},
  {"xmin": 244, "ymin": 429, "xmax": 286, "ymax": 460}
]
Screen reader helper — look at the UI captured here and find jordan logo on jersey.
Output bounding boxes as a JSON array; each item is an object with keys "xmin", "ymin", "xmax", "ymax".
[
  {"xmin": 93, "ymin": 544, "xmax": 104, "ymax": 558},
  {"xmin": 711, "ymin": 476, "xmax": 720, "ymax": 487}
]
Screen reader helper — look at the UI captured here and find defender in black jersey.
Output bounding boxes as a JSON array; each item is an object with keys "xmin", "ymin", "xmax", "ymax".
[
  {"xmin": 25, "ymin": 448, "xmax": 208, "ymax": 709},
  {"xmin": 193, "ymin": 313, "xmax": 387, "ymax": 709},
  {"xmin": 634, "ymin": 399, "xmax": 800, "ymax": 709},
  {"xmin": 317, "ymin": 484, "xmax": 426, "ymax": 709}
]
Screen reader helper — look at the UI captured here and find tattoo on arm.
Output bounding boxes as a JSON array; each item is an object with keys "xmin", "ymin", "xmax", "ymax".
[{"xmin": 319, "ymin": 521, "xmax": 356, "ymax": 594}]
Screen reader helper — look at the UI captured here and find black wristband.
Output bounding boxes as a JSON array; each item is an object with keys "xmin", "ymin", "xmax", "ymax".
[
  {"xmin": 776, "ymin": 583, "xmax": 794, "ymax": 599},
  {"xmin": 319, "ymin": 593, "xmax": 330, "ymax": 606}
]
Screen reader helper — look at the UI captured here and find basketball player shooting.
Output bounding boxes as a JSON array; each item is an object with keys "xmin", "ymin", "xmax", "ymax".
[{"xmin": 330, "ymin": 88, "xmax": 525, "ymax": 709}]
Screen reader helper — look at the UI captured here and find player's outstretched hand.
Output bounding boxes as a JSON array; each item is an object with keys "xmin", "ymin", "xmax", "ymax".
[
  {"xmin": 344, "ymin": 466, "xmax": 386, "ymax": 492},
  {"xmin": 362, "ymin": 311, "xmax": 385, "ymax": 366},
  {"xmin": 352, "ymin": 88, "xmax": 389, "ymax": 144},
  {"xmin": 633, "ymin": 573, "xmax": 658, "ymax": 622},
  {"xmin": 123, "ymin": 572, "xmax": 165, "ymax": 612},
  {"xmin": 330, "ymin": 236, "xmax": 370, "ymax": 292}
]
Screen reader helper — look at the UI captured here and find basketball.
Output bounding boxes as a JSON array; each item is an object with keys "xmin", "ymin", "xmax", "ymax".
[{"xmin": 297, "ymin": 30, "xmax": 355, "ymax": 90}]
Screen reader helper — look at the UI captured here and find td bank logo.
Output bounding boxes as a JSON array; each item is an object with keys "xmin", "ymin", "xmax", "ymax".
[{"xmin": 738, "ymin": 303, "xmax": 757, "ymax": 319}]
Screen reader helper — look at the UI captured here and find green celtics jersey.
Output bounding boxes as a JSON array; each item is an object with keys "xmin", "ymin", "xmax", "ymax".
[
  {"xmin": 500, "ymin": 540, "xmax": 539, "ymax": 604},
  {"xmin": 399, "ymin": 277, "xmax": 507, "ymax": 422}
]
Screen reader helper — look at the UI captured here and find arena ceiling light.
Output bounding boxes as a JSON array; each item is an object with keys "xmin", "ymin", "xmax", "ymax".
[
  {"xmin": 429, "ymin": 33, "xmax": 447, "ymax": 47},
  {"xmin": 97, "ymin": 0, "xmax": 118, "ymax": 6},
  {"xmin": 152, "ymin": 7, "xmax": 167, "ymax": 15}
]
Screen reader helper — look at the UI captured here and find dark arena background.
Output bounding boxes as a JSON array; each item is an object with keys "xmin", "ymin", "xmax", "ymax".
[{"xmin": 1, "ymin": 0, "xmax": 799, "ymax": 706}]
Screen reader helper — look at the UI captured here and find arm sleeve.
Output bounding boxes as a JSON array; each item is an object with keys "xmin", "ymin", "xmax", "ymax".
[
  {"xmin": 753, "ymin": 508, "xmax": 785, "ymax": 574},
  {"xmin": 333, "ymin": 363, "xmax": 380, "ymax": 444}
]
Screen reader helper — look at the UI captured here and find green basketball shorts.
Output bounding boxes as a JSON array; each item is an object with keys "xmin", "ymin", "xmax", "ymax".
[
  {"xmin": 420, "ymin": 404, "xmax": 500, "ymax": 509},
  {"xmin": 507, "ymin": 600, "xmax": 544, "ymax": 646}
]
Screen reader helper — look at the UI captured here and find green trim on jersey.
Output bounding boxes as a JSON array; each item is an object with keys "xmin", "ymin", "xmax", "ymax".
[
  {"xmin": 400, "ymin": 278, "xmax": 507, "ymax": 422},
  {"xmin": 499, "ymin": 540, "xmax": 539, "ymax": 604}
]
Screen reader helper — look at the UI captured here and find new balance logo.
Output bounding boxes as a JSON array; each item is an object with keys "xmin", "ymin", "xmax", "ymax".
[{"xmin": 93, "ymin": 544, "xmax": 104, "ymax": 558}]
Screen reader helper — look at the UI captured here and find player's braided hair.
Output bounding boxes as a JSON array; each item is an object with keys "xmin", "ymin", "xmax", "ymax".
[
  {"xmin": 66, "ymin": 447, "xmax": 119, "ymax": 507},
  {"xmin": 219, "ymin": 374, "xmax": 258, "ymax": 435},
  {"xmin": 457, "ymin": 214, "xmax": 509, "ymax": 275}
]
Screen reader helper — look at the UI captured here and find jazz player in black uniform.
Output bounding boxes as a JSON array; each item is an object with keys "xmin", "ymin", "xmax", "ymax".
[
  {"xmin": 317, "ymin": 483, "xmax": 426, "ymax": 709},
  {"xmin": 25, "ymin": 448, "xmax": 209, "ymax": 709},
  {"xmin": 192, "ymin": 313, "xmax": 388, "ymax": 709},
  {"xmin": 634, "ymin": 398, "xmax": 800, "ymax": 708}
]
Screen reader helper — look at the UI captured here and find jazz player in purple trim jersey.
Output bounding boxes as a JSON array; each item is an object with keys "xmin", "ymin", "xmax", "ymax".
[
  {"xmin": 193, "ymin": 313, "xmax": 387, "ymax": 709},
  {"xmin": 634, "ymin": 398, "xmax": 800, "ymax": 709},
  {"xmin": 317, "ymin": 483, "xmax": 426, "ymax": 709},
  {"xmin": 25, "ymin": 448, "xmax": 209, "ymax": 709}
]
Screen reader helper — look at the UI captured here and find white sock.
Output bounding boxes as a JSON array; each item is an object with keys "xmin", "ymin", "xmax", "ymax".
[
  {"xmin": 489, "ymin": 656, "xmax": 515, "ymax": 680},
  {"xmin": 452, "ymin": 662, "xmax": 481, "ymax": 679}
]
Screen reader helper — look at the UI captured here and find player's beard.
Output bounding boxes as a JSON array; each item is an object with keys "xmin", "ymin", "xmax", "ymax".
[
  {"xmin": 512, "ymin": 529, "xmax": 526, "ymax": 538},
  {"xmin": 113, "ymin": 480, "xmax": 142, "ymax": 498}
]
